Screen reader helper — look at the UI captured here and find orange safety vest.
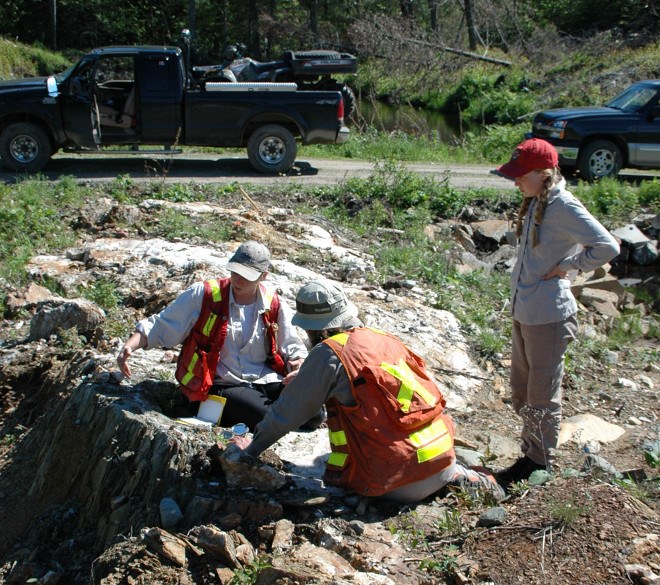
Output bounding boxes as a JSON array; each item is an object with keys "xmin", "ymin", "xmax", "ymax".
[
  {"xmin": 322, "ymin": 327, "xmax": 455, "ymax": 496},
  {"xmin": 175, "ymin": 277, "xmax": 287, "ymax": 402}
]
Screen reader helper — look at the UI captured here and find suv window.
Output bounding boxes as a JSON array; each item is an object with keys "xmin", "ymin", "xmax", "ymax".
[{"xmin": 608, "ymin": 85, "xmax": 657, "ymax": 113}]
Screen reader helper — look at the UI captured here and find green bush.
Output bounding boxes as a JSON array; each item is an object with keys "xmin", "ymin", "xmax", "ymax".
[
  {"xmin": 0, "ymin": 37, "xmax": 70, "ymax": 78},
  {"xmin": 637, "ymin": 178, "xmax": 660, "ymax": 208},
  {"xmin": 574, "ymin": 177, "xmax": 640, "ymax": 219}
]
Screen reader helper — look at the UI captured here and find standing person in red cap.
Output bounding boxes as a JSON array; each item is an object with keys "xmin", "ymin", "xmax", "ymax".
[
  {"xmin": 117, "ymin": 240, "xmax": 325, "ymax": 431},
  {"xmin": 494, "ymin": 138, "xmax": 620, "ymax": 488}
]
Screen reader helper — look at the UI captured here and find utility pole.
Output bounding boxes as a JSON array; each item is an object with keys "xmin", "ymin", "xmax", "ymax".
[{"xmin": 188, "ymin": 0, "xmax": 196, "ymax": 39}]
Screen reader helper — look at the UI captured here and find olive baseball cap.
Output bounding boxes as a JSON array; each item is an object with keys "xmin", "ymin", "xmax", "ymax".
[
  {"xmin": 497, "ymin": 138, "xmax": 559, "ymax": 178},
  {"xmin": 292, "ymin": 281, "xmax": 358, "ymax": 330},
  {"xmin": 226, "ymin": 240, "xmax": 271, "ymax": 281}
]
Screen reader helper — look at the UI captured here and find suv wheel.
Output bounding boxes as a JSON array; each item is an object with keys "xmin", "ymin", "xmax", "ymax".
[{"xmin": 578, "ymin": 140, "xmax": 621, "ymax": 181}]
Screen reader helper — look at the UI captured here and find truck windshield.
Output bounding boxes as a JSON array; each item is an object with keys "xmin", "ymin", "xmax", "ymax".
[
  {"xmin": 54, "ymin": 65, "xmax": 76, "ymax": 83},
  {"xmin": 607, "ymin": 84, "xmax": 658, "ymax": 113}
]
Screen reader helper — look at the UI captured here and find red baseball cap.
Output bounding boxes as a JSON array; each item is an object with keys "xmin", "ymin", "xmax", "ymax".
[{"xmin": 497, "ymin": 138, "xmax": 559, "ymax": 178}]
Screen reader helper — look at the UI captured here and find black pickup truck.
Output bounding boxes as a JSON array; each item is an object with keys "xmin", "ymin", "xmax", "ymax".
[
  {"xmin": 528, "ymin": 80, "xmax": 660, "ymax": 181},
  {"xmin": 0, "ymin": 44, "xmax": 349, "ymax": 174}
]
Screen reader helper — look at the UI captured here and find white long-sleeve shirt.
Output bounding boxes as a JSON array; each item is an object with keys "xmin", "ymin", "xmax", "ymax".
[
  {"xmin": 510, "ymin": 180, "xmax": 620, "ymax": 325},
  {"xmin": 136, "ymin": 281, "xmax": 308, "ymax": 384}
]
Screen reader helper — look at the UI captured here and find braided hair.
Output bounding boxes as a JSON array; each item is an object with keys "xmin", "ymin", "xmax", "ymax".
[{"xmin": 515, "ymin": 167, "xmax": 563, "ymax": 247}]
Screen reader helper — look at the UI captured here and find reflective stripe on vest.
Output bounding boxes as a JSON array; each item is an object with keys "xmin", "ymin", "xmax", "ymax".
[
  {"xmin": 328, "ymin": 418, "xmax": 452, "ymax": 469},
  {"xmin": 328, "ymin": 452, "xmax": 348, "ymax": 467},
  {"xmin": 209, "ymin": 279, "xmax": 222, "ymax": 302},
  {"xmin": 380, "ymin": 359, "xmax": 437, "ymax": 412},
  {"xmin": 329, "ymin": 430, "xmax": 347, "ymax": 446},
  {"xmin": 409, "ymin": 418, "xmax": 452, "ymax": 463},
  {"xmin": 180, "ymin": 352, "xmax": 200, "ymax": 386},
  {"xmin": 202, "ymin": 280, "xmax": 223, "ymax": 337}
]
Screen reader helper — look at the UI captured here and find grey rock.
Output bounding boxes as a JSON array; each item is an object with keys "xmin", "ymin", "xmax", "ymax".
[
  {"xmin": 478, "ymin": 506, "xmax": 507, "ymax": 527},
  {"xmin": 29, "ymin": 298, "xmax": 105, "ymax": 340},
  {"xmin": 527, "ymin": 470, "xmax": 552, "ymax": 485},
  {"xmin": 454, "ymin": 446, "xmax": 485, "ymax": 468},
  {"xmin": 218, "ymin": 444, "xmax": 286, "ymax": 491},
  {"xmin": 159, "ymin": 497, "xmax": 183, "ymax": 529},
  {"xmin": 582, "ymin": 454, "xmax": 621, "ymax": 477}
]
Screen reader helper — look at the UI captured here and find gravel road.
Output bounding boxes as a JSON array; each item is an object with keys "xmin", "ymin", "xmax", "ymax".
[
  {"xmin": 1, "ymin": 151, "xmax": 516, "ymax": 191},
  {"xmin": 3, "ymin": 151, "xmax": 654, "ymax": 189}
]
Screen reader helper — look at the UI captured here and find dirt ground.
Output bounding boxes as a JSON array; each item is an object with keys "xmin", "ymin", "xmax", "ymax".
[{"xmin": 0, "ymin": 184, "xmax": 658, "ymax": 585}]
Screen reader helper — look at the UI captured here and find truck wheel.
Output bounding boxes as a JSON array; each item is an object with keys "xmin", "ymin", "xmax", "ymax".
[
  {"xmin": 312, "ymin": 80, "xmax": 356, "ymax": 119},
  {"xmin": 247, "ymin": 124, "xmax": 297, "ymax": 174},
  {"xmin": 578, "ymin": 140, "xmax": 621, "ymax": 181},
  {"xmin": 0, "ymin": 122, "xmax": 52, "ymax": 172}
]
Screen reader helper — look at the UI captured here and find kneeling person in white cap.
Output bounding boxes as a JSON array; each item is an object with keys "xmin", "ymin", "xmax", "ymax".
[{"xmin": 232, "ymin": 281, "xmax": 504, "ymax": 503}]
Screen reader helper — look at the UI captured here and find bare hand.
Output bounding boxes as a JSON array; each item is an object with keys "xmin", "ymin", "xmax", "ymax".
[
  {"xmin": 542, "ymin": 265, "xmax": 568, "ymax": 280},
  {"xmin": 116, "ymin": 346, "xmax": 133, "ymax": 378},
  {"xmin": 230, "ymin": 435, "xmax": 252, "ymax": 449},
  {"xmin": 282, "ymin": 357, "xmax": 304, "ymax": 385}
]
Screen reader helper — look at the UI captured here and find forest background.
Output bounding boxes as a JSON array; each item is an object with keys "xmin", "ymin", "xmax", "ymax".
[{"xmin": 1, "ymin": 0, "xmax": 660, "ymax": 149}]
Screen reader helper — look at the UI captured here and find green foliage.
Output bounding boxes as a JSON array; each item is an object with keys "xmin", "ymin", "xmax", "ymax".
[
  {"xmin": 1, "ymin": 433, "xmax": 16, "ymax": 447},
  {"xmin": 613, "ymin": 477, "xmax": 653, "ymax": 502},
  {"xmin": 478, "ymin": 123, "xmax": 529, "ymax": 163},
  {"xmin": 529, "ymin": 0, "xmax": 650, "ymax": 36},
  {"xmin": 418, "ymin": 545, "xmax": 459, "ymax": 576},
  {"xmin": 102, "ymin": 307, "xmax": 135, "ymax": 341},
  {"xmin": 0, "ymin": 178, "xmax": 80, "ymax": 285},
  {"xmin": 79, "ymin": 277, "xmax": 122, "ymax": 310},
  {"xmin": 152, "ymin": 207, "xmax": 233, "ymax": 243},
  {"xmin": 57, "ymin": 327, "xmax": 87, "ymax": 352},
  {"xmin": 442, "ymin": 71, "xmax": 535, "ymax": 124},
  {"xmin": 644, "ymin": 450, "xmax": 659, "ymax": 470},
  {"xmin": 606, "ymin": 312, "xmax": 646, "ymax": 349},
  {"xmin": 435, "ymin": 508, "xmax": 464, "ymax": 534},
  {"xmin": 549, "ymin": 497, "xmax": 590, "ymax": 525},
  {"xmin": 0, "ymin": 37, "xmax": 70, "ymax": 78},
  {"xmin": 573, "ymin": 177, "xmax": 642, "ymax": 220},
  {"xmin": 229, "ymin": 556, "xmax": 272, "ymax": 585},
  {"xmin": 636, "ymin": 179, "xmax": 660, "ymax": 209}
]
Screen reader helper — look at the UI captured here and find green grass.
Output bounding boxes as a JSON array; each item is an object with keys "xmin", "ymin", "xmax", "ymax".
[
  {"xmin": 300, "ymin": 122, "xmax": 526, "ymax": 166},
  {"xmin": 0, "ymin": 177, "xmax": 83, "ymax": 286},
  {"xmin": 0, "ymin": 37, "xmax": 71, "ymax": 79}
]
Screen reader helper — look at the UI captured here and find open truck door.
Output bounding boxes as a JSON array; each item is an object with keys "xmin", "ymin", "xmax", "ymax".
[{"xmin": 60, "ymin": 56, "xmax": 102, "ymax": 149}]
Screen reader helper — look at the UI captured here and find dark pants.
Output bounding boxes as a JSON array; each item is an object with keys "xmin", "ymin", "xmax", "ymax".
[{"xmin": 211, "ymin": 382, "xmax": 326, "ymax": 432}]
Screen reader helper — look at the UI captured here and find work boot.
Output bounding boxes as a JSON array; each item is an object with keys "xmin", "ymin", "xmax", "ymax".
[{"xmin": 495, "ymin": 456, "xmax": 546, "ymax": 488}]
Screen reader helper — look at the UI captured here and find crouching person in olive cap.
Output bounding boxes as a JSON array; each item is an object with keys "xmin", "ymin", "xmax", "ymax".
[{"xmin": 232, "ymin": 281, "xmax": 505, "ymax": 503}]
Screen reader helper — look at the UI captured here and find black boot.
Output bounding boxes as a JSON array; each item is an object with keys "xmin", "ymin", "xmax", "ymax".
[{"xmin": 495, "ymin": 456, "xmax": 546, "ymax": 488}]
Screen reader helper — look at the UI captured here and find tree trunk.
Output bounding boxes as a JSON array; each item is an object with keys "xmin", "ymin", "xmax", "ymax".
[
  {"xmin": 428, "ymin": 0, "xmax": 438, "ymax": 32},
  {"xmin": 309, "ymin": 0, "xmax": 319, "ymax": 41},
  {"xmin": 464, "ymin": 0, "xmax": 477, "ymax": 50},
  {"xmin": 188, "ymin": 0, "xmax": 195, "ymax": 39},
  {"xmin": 400, "ymin": 0, "xmax": 414, "ymax": 19},
  {"xmin": 49, "ymin": 0, "xmax": 57, "ymax": 49},
  {"xmin": 248, "ymin": 0, "xmax": 261, "ymax": 59}
]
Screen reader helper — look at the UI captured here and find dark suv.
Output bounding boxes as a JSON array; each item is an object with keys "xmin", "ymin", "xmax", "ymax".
[{"xmin": 528, "ymin": 80, "xmax": 660, "ymax": 181}]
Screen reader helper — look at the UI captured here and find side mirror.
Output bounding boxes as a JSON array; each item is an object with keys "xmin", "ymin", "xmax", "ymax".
[
  {"xmin": 653, "ymin": 105, "xmax": 660, "ymax": 119},
  {"xmin": 46, "ymin": 76, "xmax": 58, "ymax": 98}
]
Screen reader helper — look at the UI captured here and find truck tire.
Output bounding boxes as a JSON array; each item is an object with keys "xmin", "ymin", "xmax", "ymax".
[
  {"xmin": 0, "ymin": 122, "xmax": 52, "ymax": 172},
  {"xmin": 310, "ymin": 80, "xmax": 356, "ymax": 119},
  {"xmin": 578, "ymin": 140, "xmax": 621, "ymax": 181},
  {"xmin": 247, "ymin": 124, "xmax": 297, "ymax": 174},
  {"xmin": 285, "ymin": 50, "xmax": 342, "ymax": 61}
]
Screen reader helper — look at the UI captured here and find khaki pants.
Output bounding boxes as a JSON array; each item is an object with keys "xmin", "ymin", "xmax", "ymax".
[{"xmin": 510, "ymin": 315, "xmax": 578, "ymax": 466}]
